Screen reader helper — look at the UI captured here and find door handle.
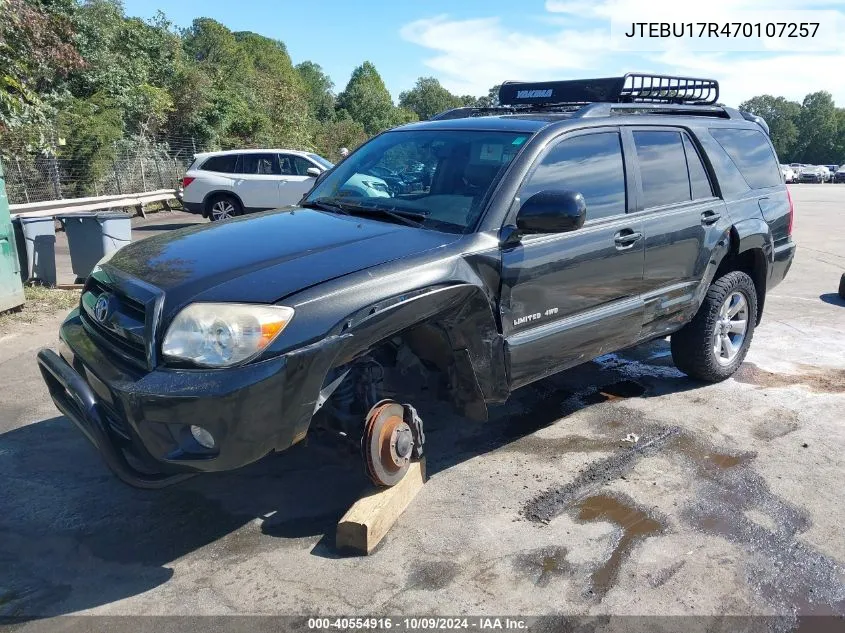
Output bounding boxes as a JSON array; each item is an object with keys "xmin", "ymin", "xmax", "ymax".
[
  {"xmin": 701, "ymin": 210, "xmax": 721, "ymax": 225},
  {"xmin": 613, "ymin": 229, "xmax": 642, "ymax": 249}
]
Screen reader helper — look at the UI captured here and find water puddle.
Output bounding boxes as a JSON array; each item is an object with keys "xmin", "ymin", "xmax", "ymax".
[
  {"xmin": 670, "ymin": 434, "xmax": 755, "ymax": 470},
  {"xmin": 576, "ymin": 495, "xmax": 663, "ymax": 599},
  {"xmin": 513, "ymin": 546, "xmax": 570, "ymax": 587},
  {"xmin": 734, "ymin": 362, "xmax": 845, "ymax": 393}
]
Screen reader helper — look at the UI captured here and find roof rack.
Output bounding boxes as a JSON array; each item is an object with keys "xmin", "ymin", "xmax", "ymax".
[{"xmin": 498, "ymin": 73, "xmax": 719, "ymax": 107}]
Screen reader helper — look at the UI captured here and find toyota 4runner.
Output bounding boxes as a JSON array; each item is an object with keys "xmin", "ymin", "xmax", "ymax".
[{"xmin": 38, "ymin": 73, "xmax": 796, "ymax": 489}]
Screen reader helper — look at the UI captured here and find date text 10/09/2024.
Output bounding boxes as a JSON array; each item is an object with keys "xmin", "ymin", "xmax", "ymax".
[
  {"xmin": 623, "ymin": 22, "xmax": 820, "ymax": 38},
  {"xmin": 307, "ymin": 618, "xmax": 528, "ymax": 630}
]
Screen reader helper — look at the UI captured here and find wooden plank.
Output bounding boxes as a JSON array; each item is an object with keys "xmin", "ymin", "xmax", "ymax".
[{"xmin": 336, "ymin": 459, "xmax": 427, "ymax": 555}]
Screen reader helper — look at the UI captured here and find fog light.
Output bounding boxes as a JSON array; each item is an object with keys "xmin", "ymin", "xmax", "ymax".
[{"xmin": 190, "ymin": 425, "xmax": 215, "ymax": 449}]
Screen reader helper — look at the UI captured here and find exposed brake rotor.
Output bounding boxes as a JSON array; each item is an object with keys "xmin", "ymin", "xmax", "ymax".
[{"xmin": 362, "ymin": 400, "xmax": 416, "ymax": 487}]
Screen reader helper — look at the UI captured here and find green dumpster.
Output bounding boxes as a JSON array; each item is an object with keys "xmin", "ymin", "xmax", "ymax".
[{"xmin": 0, "ymin": 159, "xmax": 25, "ymax": 313}]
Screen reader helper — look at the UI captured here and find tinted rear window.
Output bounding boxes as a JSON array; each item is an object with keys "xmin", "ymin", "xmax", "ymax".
[
  {"xmin": 633, "ymin": 131, "xmax": 690, "ymax": 208},
  {"xmin": 683, "ymin": 134, "xmax": 714, "ymax": 200},
  {"xmin": 709, "ymin": 128, "xmax": 781, "ymax": 189},
  {"xmin": 201, "ymin": 155, "xmax": 237, "ymax": 173}
]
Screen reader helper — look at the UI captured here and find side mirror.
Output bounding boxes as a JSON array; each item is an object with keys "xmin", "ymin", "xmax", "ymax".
[
  {"xmin": 516, "ymin": 190, "xmax": 587, "ymax": 235},
  {"xmin": 306, "ymin": 167, "xmax": 322, "ymax": 178}
]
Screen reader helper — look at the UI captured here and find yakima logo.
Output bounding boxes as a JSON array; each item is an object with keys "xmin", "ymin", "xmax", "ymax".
[{"xmin": 516, "ymin": 89, "xmax": 553, "ymax": 99}]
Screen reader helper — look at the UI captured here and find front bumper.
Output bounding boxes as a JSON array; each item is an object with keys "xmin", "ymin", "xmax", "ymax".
[{"xmin": 38, "ymin": 310, "xmax": 340, "ymax": 487}]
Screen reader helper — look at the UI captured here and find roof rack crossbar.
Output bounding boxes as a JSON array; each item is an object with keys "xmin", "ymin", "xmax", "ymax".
[{"xmin": 496, "ymin": 72, "xmax": 719, "ymax": 108}]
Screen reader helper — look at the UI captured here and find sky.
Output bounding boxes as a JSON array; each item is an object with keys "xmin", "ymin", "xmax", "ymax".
[{"xmin": 122, "ymin": 0, "xmax": 845, "ymax": 108}]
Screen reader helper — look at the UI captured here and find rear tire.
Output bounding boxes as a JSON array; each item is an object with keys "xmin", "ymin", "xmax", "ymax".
[
  {"xmin": 207, "ymin": 194, "xmax": 242, "ymax": 222},
  {"xmin": 671, "ymin": 271, "xmax": 758, "ymax": 382}
]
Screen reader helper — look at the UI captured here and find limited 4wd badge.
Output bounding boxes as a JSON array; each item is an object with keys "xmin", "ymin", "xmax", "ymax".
[{"xmin": 514, "ymin": 307, "xmax": 559, "ymax": 327}]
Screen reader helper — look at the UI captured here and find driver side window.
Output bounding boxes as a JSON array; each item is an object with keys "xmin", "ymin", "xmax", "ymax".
[{"xmin": 520, "ymin": 132, "xmax": 627, "ymax": 221}]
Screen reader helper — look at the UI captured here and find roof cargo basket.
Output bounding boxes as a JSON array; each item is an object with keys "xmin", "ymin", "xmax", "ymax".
[{"xmin": 498, "ymin": 73, "xmax": 719, "ymax": 107}]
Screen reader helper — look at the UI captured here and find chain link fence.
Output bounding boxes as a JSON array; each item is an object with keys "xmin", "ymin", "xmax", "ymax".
[{"xmin": 1, "ymin": 134, "xmax": 207, "ymax": 205}]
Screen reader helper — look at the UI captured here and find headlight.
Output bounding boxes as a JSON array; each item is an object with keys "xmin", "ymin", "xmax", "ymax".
[{"xmin": 162, "ymin": 303, "xmax": 294, "ymax": 367}]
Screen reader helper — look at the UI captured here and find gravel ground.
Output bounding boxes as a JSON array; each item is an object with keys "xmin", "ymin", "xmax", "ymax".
[{"xmin": 1, "ymin": 187, "xmax": 843, "ymax": 626}]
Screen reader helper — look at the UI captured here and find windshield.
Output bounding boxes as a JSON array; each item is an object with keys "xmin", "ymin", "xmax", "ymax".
[
  {"xmin": 308, "ymin": 153, "xmax": 334, "ymax": 169},
  {"xmin": 304, "ymin": 129, "xmax": 531, "ymax": 233}
]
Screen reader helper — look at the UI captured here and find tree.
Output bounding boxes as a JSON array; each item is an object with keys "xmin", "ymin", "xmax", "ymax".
[
  {"xmin": 336, "ymin": 62, "xmax": 399, "ymax": 135},
  {"xmin": 0, "ymin": 0, "xmax": 83, "ymax": 145},
  {"xmin": 296, "ymin": 61, "xmax": 335, "ymax": 123},
  {"xmin": 475, "ymin": 85, "xmax": 502, "ymax": 108},
  {"xmin": 399, "ymin": 76, "xmax": 463, "ymax": 120},
  {"xmin": 738, "ymin": 95, "xmax": 801, "ymax": 161},
  {"xmin": 796, "ymin": 91, "xmax": 838, "ymax": 164}
]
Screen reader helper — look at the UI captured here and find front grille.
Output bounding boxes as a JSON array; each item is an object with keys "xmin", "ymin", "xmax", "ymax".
[{"xmin": 81, "ymin": 276, "xmax": 151, "ymax": 369}]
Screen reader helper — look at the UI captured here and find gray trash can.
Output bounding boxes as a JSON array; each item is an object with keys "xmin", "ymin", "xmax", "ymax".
[
  {"xmin": 58, "ymin": 211, "xmax": 132, "ymax": 281},
  {"xmin": 13, "ymin": 216, "xmax": 57, "ymax": 286}
]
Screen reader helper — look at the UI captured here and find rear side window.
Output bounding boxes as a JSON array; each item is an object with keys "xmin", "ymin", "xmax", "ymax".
[
  {"xmin": 709, "ymin": 128, "xmax": 781, "ymax": 189},
  {"xmin": 238, "ymin": 154, "xmax": 281, "ymax": 175},
  {"xmin": 200, "ymin": 155, "xmax": 237, "ymax": 173},
  {"xmin": 633, "ymin": 131, "xmax": 690, "ymax": 208},
  {"xmin": 280, "ymin": 154, "xmax": 315, "ymax": 176},
  {"xmin": 683, "ymin": 134, "xmax": 714, "ymax": 200},
  {"xmin": 521, "ymin": 131, "xmax": 626, "ymax": 221}
]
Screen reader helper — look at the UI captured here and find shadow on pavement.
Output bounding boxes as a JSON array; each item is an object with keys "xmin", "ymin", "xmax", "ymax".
[
  {"xmin": 0, "ymin": 338, "xmax": 697, "ymax": 617},
  {"xmin": 819, "ymin": 293, "xmax": 845, "ymax": 307}
]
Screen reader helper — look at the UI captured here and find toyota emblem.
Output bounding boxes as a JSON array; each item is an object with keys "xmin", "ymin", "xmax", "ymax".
[{"xmin": 94, "ymin": 294, "xmax": 111, "ymax": 322}]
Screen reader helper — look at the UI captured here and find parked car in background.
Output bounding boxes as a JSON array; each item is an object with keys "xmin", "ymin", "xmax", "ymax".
[
  {"xmin": 819, "ymin": 165, "xmax": 832, "ymax": 182},
  {"xmin": 833, "ymin": 165, "xmax": 845, "ymax": 183},
  {"xmin": 824, "ymin": 165, "xmax": 839, "ymax": 181},
  {"xmin": 799, "ymin": 165, "xmax": 825, "ymax": 183},
  {"xmin": 780, "ymin": 164, "xmax": 796, "ymax": 183},
  {"xmin": 181, "ymin": 149, "xmax": 335, "ymax": 221}
]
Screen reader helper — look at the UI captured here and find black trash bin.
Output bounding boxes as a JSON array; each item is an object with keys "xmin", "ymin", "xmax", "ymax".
[
  {"xmin": 13, "ymin": 216, "xmax": 57, "ymax": 286},
  {"xmin": 58, "ymin": 211, "xmax": 132, "ymax": 282}
]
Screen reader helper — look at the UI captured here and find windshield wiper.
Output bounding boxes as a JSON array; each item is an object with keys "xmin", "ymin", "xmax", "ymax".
[
  {"xmin": 301, "ymin": 198, "xmax": 350, "ymax": 215},
  {"xmin": 322, "ymin": 200, "xmax": 427, "ymax": 227}
]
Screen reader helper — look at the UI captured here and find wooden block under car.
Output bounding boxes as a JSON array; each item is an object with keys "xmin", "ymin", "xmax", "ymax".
[{"xmin": 336, "ymin": 458, "xmax": 427, "ymax": 555}]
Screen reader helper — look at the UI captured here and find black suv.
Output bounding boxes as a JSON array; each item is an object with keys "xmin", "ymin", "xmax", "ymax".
[{"xmin": 38, "ymin": 73, "xmax": 796, "ymax": 489}]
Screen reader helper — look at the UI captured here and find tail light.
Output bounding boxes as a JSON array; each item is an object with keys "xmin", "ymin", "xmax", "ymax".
[
  {"xmin": 786, "ymin": 187, "xmax": 794, "ymax": 236},
  {"xmin": 181, "ymin": 176, "xmax": 195, "ymax": 188}
]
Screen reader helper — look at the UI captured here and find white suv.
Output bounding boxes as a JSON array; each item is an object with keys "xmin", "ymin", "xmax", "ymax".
[{"xmin": 181, "ymin": 149, "xmax": 334, "ymax": 221}]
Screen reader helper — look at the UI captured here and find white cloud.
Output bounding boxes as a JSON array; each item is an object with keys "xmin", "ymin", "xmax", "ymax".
[
  {"xmin": 400, "ymin": 1, "xmax": 845, "ymax": 105},
  {"xmin": 399, "ymin": 15, "xmax": 610, "ymax": 96}
]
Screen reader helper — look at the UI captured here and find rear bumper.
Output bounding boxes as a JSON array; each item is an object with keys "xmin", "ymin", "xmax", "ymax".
[
  {"xmin": 38, "ymin": 310, "xmax": 341, "ymax": 487},
  {"xmin": 181, "ymin": 201, "xmax": 204, "ymax": 215},
  {"xmin": 769, "ymin": 240, "xmax": 796, "ymax": 290}
]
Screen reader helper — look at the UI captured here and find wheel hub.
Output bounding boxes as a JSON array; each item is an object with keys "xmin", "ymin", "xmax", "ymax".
[{"xmin": 362, "ymin": 401, "xmax": 414, "ymax": 487}]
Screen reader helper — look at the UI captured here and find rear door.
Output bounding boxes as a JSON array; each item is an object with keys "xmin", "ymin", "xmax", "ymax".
[
  {"xmin": 234, "ymin": 153, "xmax": 283, "ymax": 210},
  {"xmin": 0, "ymin": 160, "xmax": 25, "ymax": 312},
  {"xmin": 278, "ymin": 154, "xmax": 319, "ymax": 205},
  {"xmin": 627, "ymin": 127, "xmax": 728, "ymax": 338},
  {"xmin": 501, "ymin": 128, "xmax": 645, "ymax": 389}
]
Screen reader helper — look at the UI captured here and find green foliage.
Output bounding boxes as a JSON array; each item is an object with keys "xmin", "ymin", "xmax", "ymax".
[
  {"xmin": 738, "ymin": 95, "xmax": 800, "ymax": 160},
  {"xmin": 337, "ymin": 62, "xmax": 416, "ymax": 135},
  {"xmin": 3, "ymin": 0, "xmax": 843, "ymax": 189},
  {"xmin": 296, "ymin": 61, "xmax": 335, "ymax": 123},
  {"xmin": 795, "ymin": 91, "xmax": 838, "ymax": 164},
  {"xmin": 399, "ymin": 76, "xmax": 464, "ymax": 120},
  {"xmin": 56, "ymin": 92, "xmax": 122, "ymax": 195}
]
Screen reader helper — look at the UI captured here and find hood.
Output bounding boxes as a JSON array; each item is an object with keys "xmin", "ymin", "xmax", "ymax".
[{"xmin": 107, "ymin": 208, "xmax": 460, "ymax": 315}]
